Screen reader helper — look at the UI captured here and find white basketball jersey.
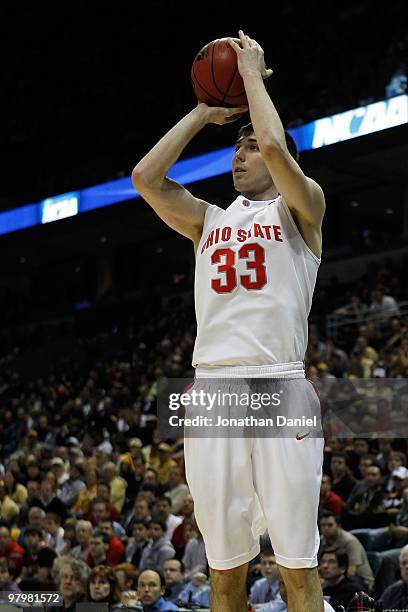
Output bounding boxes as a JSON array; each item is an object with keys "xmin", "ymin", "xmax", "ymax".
[{"xmin": 192, "ymin": 194, "xmax": 320, "ymax": 368}]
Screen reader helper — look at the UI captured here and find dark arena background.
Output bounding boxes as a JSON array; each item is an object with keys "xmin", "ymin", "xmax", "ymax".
[{"xmin": 1, "ymin": 1, "xmax": 408, "ymax": 610}]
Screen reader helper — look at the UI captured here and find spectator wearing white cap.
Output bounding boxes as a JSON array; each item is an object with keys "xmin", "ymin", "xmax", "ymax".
[
  {"xmin": 51, "ymin": 457, "xmax": 69, "ymax": 487},
  {"xmin": 384, "ymin": 466, "xmax": 408, "ymax": 514}
]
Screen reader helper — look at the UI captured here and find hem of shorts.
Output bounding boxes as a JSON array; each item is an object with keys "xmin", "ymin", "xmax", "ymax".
[
  {"xmin": 274, "ymin": 552, "xmax": 318, "ymax": 569},
  {"xmin": 207, "ymin": 541, "xmax": 260, "ymax": 570}
]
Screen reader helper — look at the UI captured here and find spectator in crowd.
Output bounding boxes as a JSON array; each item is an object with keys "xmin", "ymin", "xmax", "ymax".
[
  {"xmin": 19, "ymin": 525, "xmax": 57, "ymax": 584},
  {"xmin": 37, "ymin": 477, "xmax": 68, "ymax": 522},
  {"xmin": 334, "ymin": 295, "xmax": 367, "ymax": 319},
  {"xmin": 351, "ymin": 336, "xmax": 379, "ymax": 378},
  {"xmin": 0, "ymin": 558, "xmax": 22, "ymax": 603},
  {"xmin": 155, "ymin": 444, "xmax": 177, "ymax": 486},
  {"xmin": 126, "ymin": 520, "xmax": 150, "ymax": 567},
  {"xmin": 85, "ymin": 489, "xmax": 121, "ymax": 525},
  {"xmin": 58, "ymin": 463, "xmax": 86, "ymax": 509},
  {"xmin": 315, "ymin": 363, "xmax": 336, "ymax": 399},
  {"xmin": 343, "ymin": 464, "xmax": 387, "ymax": 529},
  {"xmin": 87, "ymin": 565, "xmax": 120, "ymax": 608},
  {"xmin": 98, "ymin": 519, "xmax": 126, "ymax": 566},
  {"xmin": 164, "ymin": 467, "xmax": 189, "ymax": 515},
  {"xmin": 171, "ymin": 494, "xmax": 194, "ymax": 557},
  {"xmin": 384, "ymin": 466, "xmax": 408, "ymax": 514},
  {"xmin": 102, "ymin": 462, "xmax": 128, "ymax": 513},
  {"xmin": 154, "ymin": 496, "xmax": 182, "ymax": 541},
  {"xmin": 62, "ymin": 518, "xmax": 77, "ymax": 555},
  {"xmin": 86, "ymin": 500, "xmax": 123, "ymax": 537},
  {"xmin": 44, "ymin": 513, "xmax": 65, "ymax": 555},
  {"xmin": 319, "ymin": 513, "xmax": 374, "ymax": 590},
  {"xmin": 70, "ymin": 520, "xmax": 93, "ymax": 561},
  {"xmin": 17, "ymin": 480, "xmax": 41, "ymax": 527},
  {"xmin": 249, "ymin": 548, "xmax": 283, "ymax": 604},
  {"xmin": 50, "ymin": 457, "xmax": 69, "ymax": 487},
  {"xmin": 139, "ymin": 520, "xmax": 175, "ymax": 572},
  {"xmin": 114, "ymin": 562, "xmax": 139, "ymax": 594},
  {"xmin": 356, "ymin": 454, "xmax": 377, "ymax": 481},
  {"xmin": 320, "ymin": 474, "xmax": 346, "ymax": 517},
  {"xmin": 88, "ymin": 533, "xmax": 110, "ymax": 567},
  {"xmin": 124, "ymin": 497, "xmax": 152, "ymax": 536},
  {"xmin": 137, "ymin": 569, "xmax": 179, "ymax": 611},
  {"xmin": 379, "ymin": 544, "xmax": 408, "ymax": 609},
  {"xmin": 319, "ymin": 550, "xmax": 365, "ymax": 609},
  {"xmin": 163, "ymin": 559, "xmax": 186, "ymax": 603},
  {"xmin": 18, "ymin": 506, "xmax": 47, "ymax": 547},
  {"xmin": 370, "ymin": 287, "xmax": 400, "ymax": 317},
  {"xmin": 70, "ymin": 467, "xmax": 98, "ymax": 514},
  {"xmin": 0, "ymin": 481, "xmax": 19, "ymax": 524},
  {"xmin": 0, "ymin": 525, "xmax": 24, "ymax": 577},
  {"xmin": 181, "ymin": 518, "xmax": 207, "ymax": 581},
  {"xmin": 3, "ymin": 471, "xmax": 27, "ymax": 507},
  {"xmin": 49, "ymin": 559, "xmax": 90, "ymax": 612},
  {"xmin": 178, "ymin": 571, "xmax": 211, "ymax": 607}
]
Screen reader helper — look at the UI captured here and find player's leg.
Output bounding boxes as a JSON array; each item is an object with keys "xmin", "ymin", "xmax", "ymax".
[
  {"xmin": 252, "ymin": 378, "xmax": 324, "ymax": 611},
  {"xmin": 210, "ymin": 563, "xmax": 248, "ymax": 612},
  {"xmin": 278, "ymin": 565, "xmax": 323, "ymax": 612}
]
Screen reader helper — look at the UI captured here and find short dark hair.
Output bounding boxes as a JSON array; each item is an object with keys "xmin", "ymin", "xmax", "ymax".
[
  {"xmin": 133, "ymin": 520, "xmax": 150, "ymax": 530},
  {"xmin": 320, "ymin": 549, "xmax": 348, "ymax": 572},
  {"xmin": 25, "ymin": 526, "xmax": 42, "ymax": 538},
  {"xmin": 236, "ymin": 122, "xmax": 299, "ymax": 161},
  {"xmin": 164, "ymin": 558, "xmax": 185, "ymax": 573},
  {"xmin": 156, "ymin": 495, "xmax": 171, "ymax": 506},
  {"xmin": 319, "ymin": 512, "xmax": 340, "ymax": 525},
  {"xmin": 148, "ymin": 520, "xmax": 167, "ymax": 533}
]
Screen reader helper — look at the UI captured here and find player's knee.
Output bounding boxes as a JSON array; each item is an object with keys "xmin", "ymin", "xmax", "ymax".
[{"xmin": 280, "ymin": 566, "xmax": 318, "ymax": 591}]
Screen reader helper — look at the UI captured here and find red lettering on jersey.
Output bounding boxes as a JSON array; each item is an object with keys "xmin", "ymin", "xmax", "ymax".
[
  {"xmin": 214, "ymin": 228, "xmax": 220, "ymax": 244},
  {"xmin": 253, "ymin": 223, "xmax": 264, "ymax": 239},
  {"xmin": 237, "ymin": 229, "xmax": 247, "ymax": 242},
  {"xmin": 273, "ymin": 225, "xmax": 283, "ymax": 242},
  {"xmin": 263, "ymin": 225, "xmax": 272, "ymax": 239},
  {"xmin": 247, "ymin": 229, "xmax": 252, "ymax": 238},
  {"xmin": 207, "ymin": 230, "xmax": 214, "ymax": 247},
  {"xmin": 221, "ymin": 226, "xmax": 232, "ymax": 241}
]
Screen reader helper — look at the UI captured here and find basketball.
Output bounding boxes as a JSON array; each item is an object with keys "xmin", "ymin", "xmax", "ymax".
[{"xmin": 191, "ymin": 38, "xmax": 247, "ymax": 107}]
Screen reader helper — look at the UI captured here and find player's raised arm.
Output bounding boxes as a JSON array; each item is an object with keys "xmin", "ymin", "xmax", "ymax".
[
  {"xmin": 131, "ymin": 103, "xmax": 247, "ymax": 244},
  {"xmin": 228, "ymin": 31, "xmax": 325, "ymax": 230}
]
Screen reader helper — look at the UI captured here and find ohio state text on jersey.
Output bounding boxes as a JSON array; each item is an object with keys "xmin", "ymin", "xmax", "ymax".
[{"xmin": 192, "ymin": 195, "xmax": 320, "ymax": 368}]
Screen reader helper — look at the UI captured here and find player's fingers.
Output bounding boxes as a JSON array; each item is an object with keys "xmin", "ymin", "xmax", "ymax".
[
  {"xmin": 227, "ymin": 38, "xmax": 241, "ymax": 53},
  {"xmin": 238, "ymin": 30, "xmax": 249, "ymax": 48},
  {"xmin": 224, "ymin": 112, "xmax": 246, "ymax": 123}
]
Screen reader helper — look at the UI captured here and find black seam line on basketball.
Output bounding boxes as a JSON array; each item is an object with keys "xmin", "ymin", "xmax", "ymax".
[
  {"xmin": 191, "ymin": 68, "xmax": 224, "ymax": 106},
  {"xmin": 221, "ymin": 63, "xmax": 240, "ymax": 105},
  {"xmin": 210, "ymin": 40, "xmax": 230, "ymax": 97}
]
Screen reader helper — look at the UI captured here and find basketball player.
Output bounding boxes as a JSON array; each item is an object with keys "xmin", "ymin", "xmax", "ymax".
[{"xmin": 132, "ymin": 30, "xmax": 325, "ymax": 612}]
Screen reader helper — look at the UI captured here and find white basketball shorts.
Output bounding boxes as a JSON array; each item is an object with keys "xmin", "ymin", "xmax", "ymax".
[{"xmin": 183, "ymin": 362, "xmax": 324, "ymax": 570}]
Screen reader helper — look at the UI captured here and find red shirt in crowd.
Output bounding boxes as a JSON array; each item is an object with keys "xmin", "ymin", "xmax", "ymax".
[
  {"xmin": 322, "ymin": 491, "xmax": 346, "ymax": 516},
  {"xmin": 0, "ymin": 540, "xmax": 24, "ymax": 577},
  {"xmin": 87, "ymin": 535, "xmax": 125, "ymax": 566}
]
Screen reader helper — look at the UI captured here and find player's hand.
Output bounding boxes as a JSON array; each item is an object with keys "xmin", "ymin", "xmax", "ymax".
[
  {"xmin": 197, "ymin": 102, "xmax": 248, "ymax": 125},
  {"xmin": 228, "ymin": 30, "xmax": 273, "ymax": 80}
]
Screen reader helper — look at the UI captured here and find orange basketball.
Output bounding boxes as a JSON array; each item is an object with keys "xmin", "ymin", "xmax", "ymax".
[{"xmin": 191, "ymin": 38, "xmax": 247, "ymax": 107}]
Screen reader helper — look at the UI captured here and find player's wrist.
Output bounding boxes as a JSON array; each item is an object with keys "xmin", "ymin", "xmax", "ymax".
[
  {"xmin": 191, "ymin": 104, "xmax": 211, "ymax": 127},
  {"xmin": 241, "ymin": 69, "xmax": 264, "ymax": 81}
]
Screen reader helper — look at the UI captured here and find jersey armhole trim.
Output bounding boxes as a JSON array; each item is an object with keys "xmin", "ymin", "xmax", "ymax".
[{"xmin": 280, "ymin": 197, "xmax": 321, "ymax": 265}]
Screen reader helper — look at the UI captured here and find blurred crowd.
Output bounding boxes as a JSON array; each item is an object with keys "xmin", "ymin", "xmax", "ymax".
[{"xmin": 0, "ymin": 255, "xmax": 408, "ymax": 610}]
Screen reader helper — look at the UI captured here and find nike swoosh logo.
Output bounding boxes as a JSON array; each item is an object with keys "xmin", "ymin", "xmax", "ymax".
[{"xmin": 296, "ymin": 432, "xmax": 311, "ymax": 441}]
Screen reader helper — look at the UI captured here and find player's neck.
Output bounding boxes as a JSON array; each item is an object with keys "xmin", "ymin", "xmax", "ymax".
[{"xmin": 241, "ymin": 185, "xmax": 279, "ymax": 201}]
